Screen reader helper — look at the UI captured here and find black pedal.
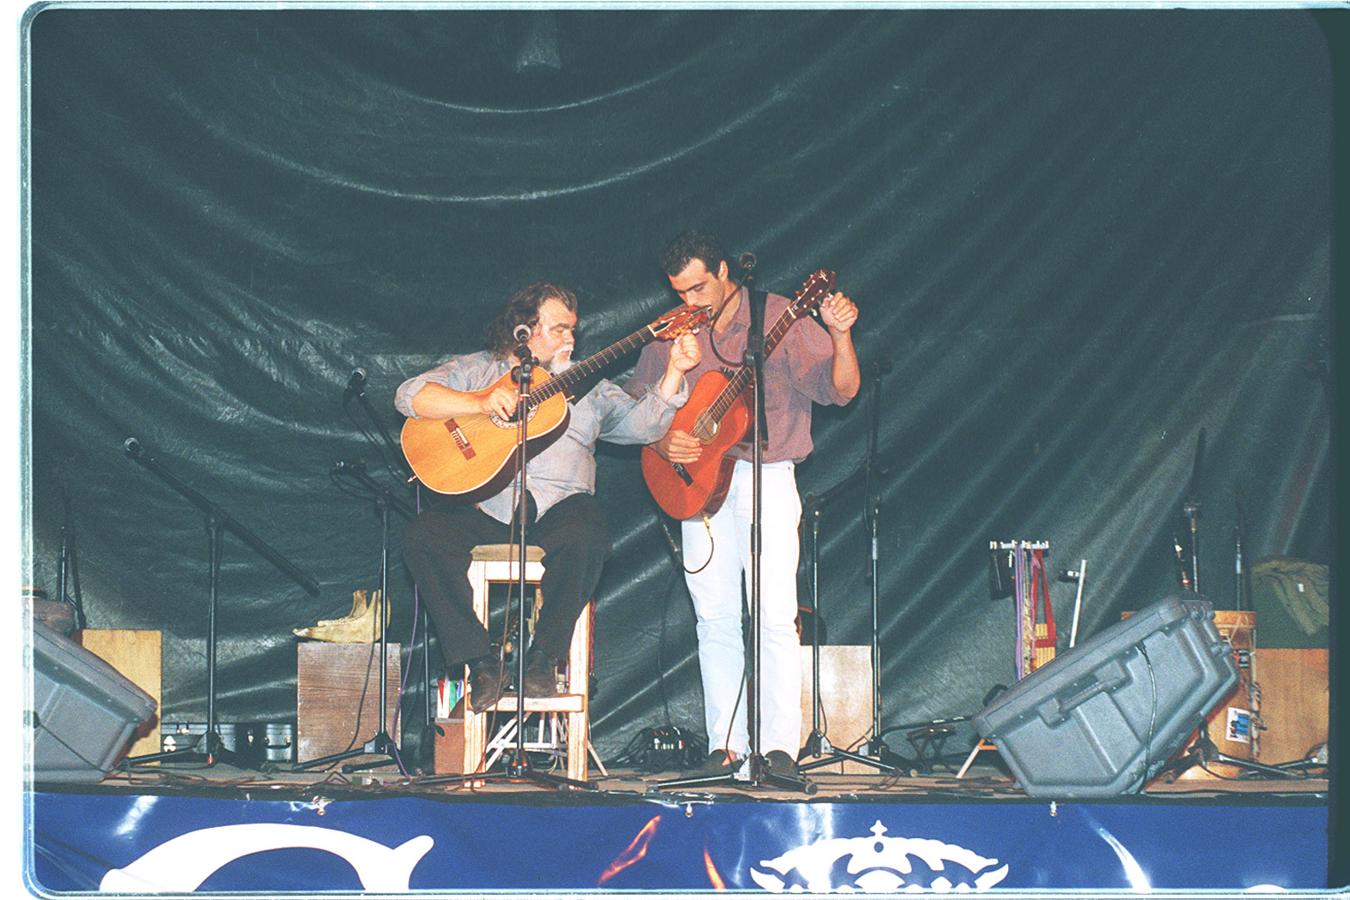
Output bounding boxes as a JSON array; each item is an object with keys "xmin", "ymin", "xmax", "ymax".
[{"xmin": 643, "ymin": 726, "xmax": 690, "ymax": 772}]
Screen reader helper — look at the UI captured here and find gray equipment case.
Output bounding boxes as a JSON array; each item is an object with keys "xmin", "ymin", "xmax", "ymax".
[
  {"xmin": 31, "ymin": 621, "xmax": 158, "ymax": 783},
  {"xmin": 973, "ymin": 595, "xmax": 1238, "ymax": 799}
]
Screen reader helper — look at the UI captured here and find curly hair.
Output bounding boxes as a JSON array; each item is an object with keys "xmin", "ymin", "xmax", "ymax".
[
  {"xmin": 484, "ymin": 281, "xmax": 577, "ymax": 358},
  {"xmin": 660, "ymin": 229, "xmax": 729, "ymax": 278}
]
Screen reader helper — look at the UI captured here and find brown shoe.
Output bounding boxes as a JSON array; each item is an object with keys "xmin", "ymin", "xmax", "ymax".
[
  {"xmin": 468, "ymin": 661, "xmax": 504, "ymax": 710},
  {"xmin": 522, "ymin": 652, "xmax": 562, "ymax": 697}
]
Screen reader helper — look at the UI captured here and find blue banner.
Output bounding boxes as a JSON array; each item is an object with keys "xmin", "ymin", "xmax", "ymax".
[{"xmin": 29, "ymin": 791, "xmax": 1328, "ymax": 892}]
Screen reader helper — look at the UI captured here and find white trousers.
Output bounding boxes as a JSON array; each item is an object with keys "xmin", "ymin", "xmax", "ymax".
[{"xmin": 682, "ymin": 459, "xmax": 802, "ymax": 757}]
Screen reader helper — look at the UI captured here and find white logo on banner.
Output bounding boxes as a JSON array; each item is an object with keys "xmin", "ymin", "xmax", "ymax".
[
  {"xmin": 749, "ymin": 821, "xmax": 1009, "ymax": 893},
  {"xmin": 98, "ymin": 823, "xmax": 434, "ymax": 892}
]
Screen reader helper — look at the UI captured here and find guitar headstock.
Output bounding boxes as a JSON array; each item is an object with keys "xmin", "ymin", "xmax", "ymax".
[
  {"xmin": 788, "ymin": 269, "xmax": 837, "ymax": 321},
  {"xmin": 650, "ymin": 304, "xmax": 711, "ymax": 341}
]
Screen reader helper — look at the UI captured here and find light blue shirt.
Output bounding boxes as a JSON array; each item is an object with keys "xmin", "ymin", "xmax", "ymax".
[{"xmin": 396, "ymin": 350, "xmax": 686, "ymax": 524}]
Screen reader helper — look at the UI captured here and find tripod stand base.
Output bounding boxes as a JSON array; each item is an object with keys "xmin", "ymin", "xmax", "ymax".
[
  {"xmin": 797, "ymin": 734, "xmax": 912, "ymax": 776},
  {"xmin": 122, "ymin": 731, "xmax": 256, "ymax": 771},
  {"xmin": 290, "ymin": 730, "xmax": 403, "ymax": 774},
  {"xmin": 656, "ymin": 753, "xmax": 817, "ymax": 794},
  {"xmin": 1159, "ymin": 732, "xmax": 1309, "ymax": 783},
  {"xmin": 419, "ymin": 752, "xmax": 598, "ymax": 791}
]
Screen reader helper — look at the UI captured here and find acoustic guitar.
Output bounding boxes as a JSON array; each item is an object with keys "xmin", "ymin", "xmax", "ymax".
[
  {"xmin": 642, "ymin": 269, "xmax": 837, "ymax": 520},
  {"xmin": 402, "ymin": 304, "xmax": 709, "ymax": 497}
]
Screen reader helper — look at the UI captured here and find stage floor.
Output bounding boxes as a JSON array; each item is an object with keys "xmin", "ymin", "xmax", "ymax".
[
  {"xmin": 54, "ymin": 751, "xmax": 1330, "ymax": 802},
  {"xmin": 29, "ymin": 756, "xmax": 1331, "ymax": 893}
]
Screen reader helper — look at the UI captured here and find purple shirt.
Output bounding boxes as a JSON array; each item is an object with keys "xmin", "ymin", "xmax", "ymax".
[{"xmin": 626, "ymin": 286, "xmax": 851, "ymax": 464}]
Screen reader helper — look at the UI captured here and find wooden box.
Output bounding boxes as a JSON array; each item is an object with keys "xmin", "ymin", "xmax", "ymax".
[
  {"xmin": 75, "ymin": 629, "xmax": 161, "ymax": 758},
  {"xmin": 296, "ymin": 642, "xmax": 401, "ymax": 764},
  {"xmin": 799, "ymin": 645, "xmax": 873, "ymax": 775},
  {"xmin": 433, "ymin": 713, "xmax": 467, "ymax": 775},
  {"xmin": 1255, "ymin": 648, "xmax": 1328, "ymax": 764}
]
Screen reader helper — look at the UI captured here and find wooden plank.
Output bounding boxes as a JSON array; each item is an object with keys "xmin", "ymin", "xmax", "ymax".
[
  {"xmin": 799, "ymin": 645, "xmax": 873, "ymax": 775},
  {"xmin": 1256, "ymin": 648, "xmax": 1328, "ymax": 765},
  {"xmin": 296, "ymin": 642, "xmax": 401, "ymax": 765},
  {"xmin": 75, "ymin": 629, "xmax": 161, "ymax": 758}
]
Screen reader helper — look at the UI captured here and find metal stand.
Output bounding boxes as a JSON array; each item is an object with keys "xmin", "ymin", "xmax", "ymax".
[
  {"xmin": 658, "ymin": 271, "xmax": 813, "ymax": 795},
  {"xmin": 798, "ymin": 360, "xmax": 912, "ymax": 776},
  {"xmin": 1159, "ymin": 728, "xmax": 1309, "ymax": 782},
  {"xmin": 796, "ymin": 491, "xmax": 903, "ymax": 775},
  {"xmin": 56, "ymin": 488, "xmax": 87, "ymax": 630},
  {"xmin": 1181, "ymin": 428, "xmax": 1205, "ymax": 594},
  {"xmin": 293, "ymin": 479, "xmax": 404, "ymax": 774},
  {"xmin": 342, "ymin": 368, "xmax": 440, "ymax": 773},
  {"xmin": 120, "ymin": 438, "xmax": 319, "ymax": 769}
]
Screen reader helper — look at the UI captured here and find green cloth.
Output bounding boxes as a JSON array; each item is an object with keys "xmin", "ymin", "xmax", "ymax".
[{"xmin": 1250, "ymin": 558, "xmax": 1329, "ymax": 648}]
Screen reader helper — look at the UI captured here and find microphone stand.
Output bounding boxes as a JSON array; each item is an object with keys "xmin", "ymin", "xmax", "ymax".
[
  {"xmin": 343, "ymin": 369, "xmax": 438, "ymax": 772},
  {"xmin": 293, "ymin": 461, "xmax": 410, "ymax": 775},
  {"xmin": 426, "ymin": 337, "xmax": 593, "ymax": 790},
  {"xmin": 346, "ymin": 370, "xmax": 415, "ymax": 485},
  {"xmin": 1181, "ymin": 429, "xmax": 1205, "ymax": 594},
  {"xmin": 119, "ymin": 438, "xmax": 319, "ymax": 770},
  {"xmin": 799, "ymin": 360, "xmax": 913, "ymax": 775},
  {"xmin": 658, "ymin": 265, "xmax": 813, "ymax": 795},
  {"xmin": 56, "ymin": 488, "xmax": 87, "ymax": 630}
]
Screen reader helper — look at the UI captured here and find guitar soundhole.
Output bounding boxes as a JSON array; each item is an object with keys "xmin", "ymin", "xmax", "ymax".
[{"xmin": 488, "ymin": 405, "xmax": 539, "ymax": 429}]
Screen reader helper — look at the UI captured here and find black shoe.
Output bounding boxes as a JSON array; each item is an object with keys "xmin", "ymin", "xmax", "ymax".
[
  {"xmin": 765, "ymin": 750, "xmax": 800, "ymax": 777},
  {"xmin": 467, "ymin": 659, "xmax": 504, "ymax": 710},
  {"xmin": 523, "ymin": 651, "xmax": 562, "ymax": 697}
]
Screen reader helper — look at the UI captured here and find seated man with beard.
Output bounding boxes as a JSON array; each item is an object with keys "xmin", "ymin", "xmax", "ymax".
[{"xmin": 397, "ymin": 281, "xmax": 699, "ymax": 708}]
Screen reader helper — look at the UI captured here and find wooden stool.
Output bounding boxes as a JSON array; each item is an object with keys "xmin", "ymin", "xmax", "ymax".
[{"xmin": 461, "ymin": 544, "xmax": 601, "ymax": 782}]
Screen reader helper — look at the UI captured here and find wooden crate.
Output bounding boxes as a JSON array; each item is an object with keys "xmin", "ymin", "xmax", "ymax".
[
  {"xmin": 75, "ymin": 629, "xmax": 161, "ymax": 758},
  {"xmin": 433, "ymin": 713, "xmax": 467, "ymax": 775},
  {"xmin": 296, "ymin": 642, "xmax": 401, "ymax": 764},
  {"xmin": 1256, "ymin": 648, "xmax": 1328, "ymax": 765},
  {"xmin": 798, "ymin": 645, "xmax": 873, "ymax": 775}
]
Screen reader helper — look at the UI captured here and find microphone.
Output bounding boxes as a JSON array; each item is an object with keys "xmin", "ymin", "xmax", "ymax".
[
  {"xmin": 343, "ymin": 368, "xmax": 367, "ymax": 402},
  {"xmin": 512, "ymin": 324, "xmax": 532, "ymax": 343},
  {"xmin": 123, "ymin": 437, "xmax": 143, "ymax": 458},
  {"xmin": 737, "ymin": 252, "xmax": 757, "ymax": 273}
]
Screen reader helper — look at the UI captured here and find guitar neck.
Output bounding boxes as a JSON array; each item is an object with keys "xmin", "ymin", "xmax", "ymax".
[
  {"xmin": 532, "ymin": 322, "xmax": 658, "ymax": 403},
  {"xmin": 704, "ymin": 307, "xmax": 799, "ymax": 423}
]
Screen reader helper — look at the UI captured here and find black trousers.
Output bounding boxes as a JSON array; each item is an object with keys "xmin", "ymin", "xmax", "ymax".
[{"xmin": 402, "ymin": 492, "xmax": 611, "ymax": 669}]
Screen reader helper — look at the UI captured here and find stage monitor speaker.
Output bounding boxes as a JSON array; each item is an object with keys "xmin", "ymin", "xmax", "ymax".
[
  {"xmin": 973, "ymin": 595, "xmax": 1237, "ymax": 799},
  {"xmin": 30, "ymin": 621, "xmax": 157, "ymax": 783}
]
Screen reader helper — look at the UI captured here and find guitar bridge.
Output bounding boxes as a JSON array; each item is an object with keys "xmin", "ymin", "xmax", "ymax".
[
  {"xmin": 444, "ymin": 419, "xmax": 476, "ymax": 459},
  {"xmin": 671, "ymin": 462, "xmax": 693, "ymax": 486}
]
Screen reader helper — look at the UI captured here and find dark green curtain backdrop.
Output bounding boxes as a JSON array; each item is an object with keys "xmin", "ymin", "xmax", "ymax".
[{"xmin": 26, "ymin": 9, "xmax": 1333, "ymax": 758}]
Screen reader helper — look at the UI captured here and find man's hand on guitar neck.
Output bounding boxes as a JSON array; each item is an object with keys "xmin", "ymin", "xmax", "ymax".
[
  {"xmin": 652, "ymin": 428, "xmax": 702, "ymax": 465},
  {"xmin": 656, "ymin": 333, "xmax": 701, "ymax": 402},
  {"xmin": 819, "ymin": 291, "xmax": 858, "ymax": 335}
]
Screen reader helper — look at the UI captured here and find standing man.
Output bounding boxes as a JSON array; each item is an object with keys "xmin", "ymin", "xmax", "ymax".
[
  {"xmin": 627, "ymin": 231, "xmax": 859, "ymax": 776},
  {"xmin": 398, "ymin": 281, "xmax": 699, "ymax": 709}
]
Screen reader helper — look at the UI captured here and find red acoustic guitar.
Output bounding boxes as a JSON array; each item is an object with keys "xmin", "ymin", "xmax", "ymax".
[
  {"xmin": 642, "ymin": 269, "xmax": 837, "ymax": 520},
  {"xmin": 402, "ymin": 303, "xmax": 708, "ymax": 497}
]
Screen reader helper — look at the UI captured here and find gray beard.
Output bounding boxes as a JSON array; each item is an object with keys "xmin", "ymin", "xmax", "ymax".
[{"xmin": 548, "ymin": 354, "xmax": 575, "ymax": 374}]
